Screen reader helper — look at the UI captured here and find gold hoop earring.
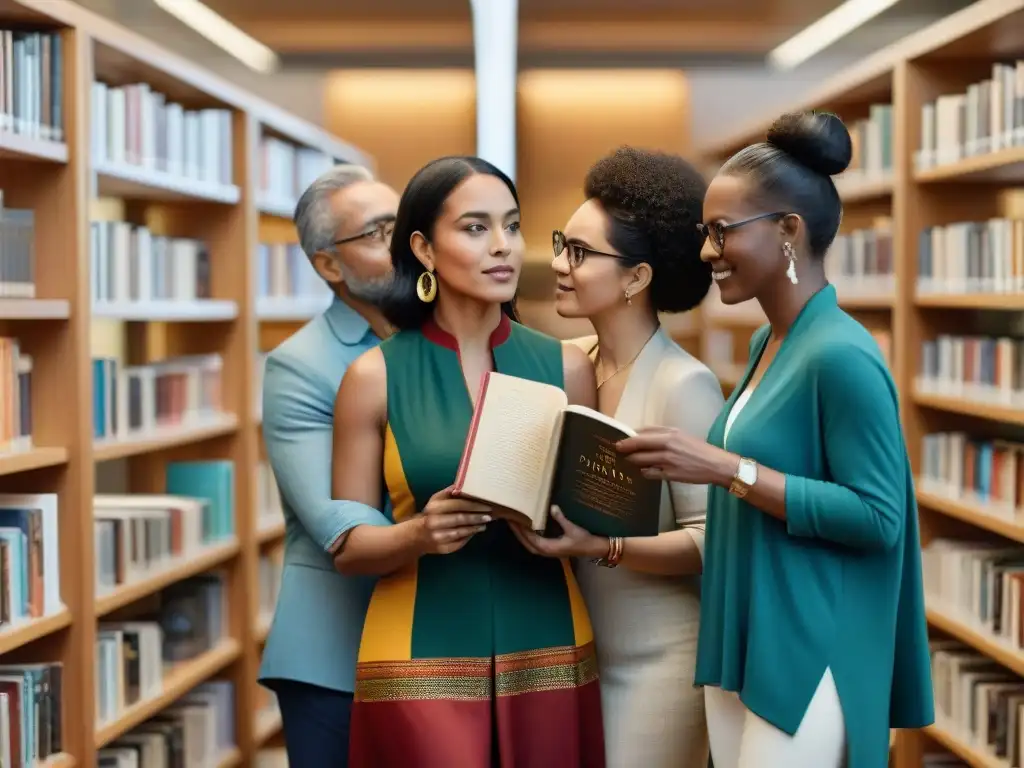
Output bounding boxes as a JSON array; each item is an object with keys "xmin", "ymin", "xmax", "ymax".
[
  {"xmin": 416, "ymin": 270, "xmax": 437, "ymax": 303},
  {"xmin": 783, "ymin": 242, "xmax": 798, "ymax": 286}
]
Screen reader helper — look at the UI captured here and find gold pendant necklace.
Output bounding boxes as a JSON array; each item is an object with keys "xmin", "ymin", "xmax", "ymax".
[{"xmin": 595, "ymin": 327, "xmax": 659, "ymax": 390}]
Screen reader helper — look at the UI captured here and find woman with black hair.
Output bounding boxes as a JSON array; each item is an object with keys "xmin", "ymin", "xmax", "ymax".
[
  {"xmin": 512, "ymin": 146, "xmax": 724, "ymax": 767},
  {"xmin": 615, "ymin": 112, "xmax": 934, "ymax": 767},
  {"xmin": 329, "ymin": 156, "xmax": 605, "ymax": 768}
]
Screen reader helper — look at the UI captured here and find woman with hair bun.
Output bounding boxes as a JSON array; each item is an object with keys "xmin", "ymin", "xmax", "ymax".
[
  {"xmin": 611, "ymin": 111, "xmax": 934, "ymax": 768},
  {"xmin": 513, "ymin": 146, "xmax": 724, "ymax": 767}
]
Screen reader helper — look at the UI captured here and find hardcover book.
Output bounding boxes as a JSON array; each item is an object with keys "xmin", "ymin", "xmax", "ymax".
[{"xmin": 453, "ymin": 371, "xmax": 661, "ymax": 538}]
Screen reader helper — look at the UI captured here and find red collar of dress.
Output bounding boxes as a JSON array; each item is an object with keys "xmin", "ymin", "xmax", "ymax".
[{"xmin": 422, "ymin": 312, "xmax": 512, "ymax": 352}]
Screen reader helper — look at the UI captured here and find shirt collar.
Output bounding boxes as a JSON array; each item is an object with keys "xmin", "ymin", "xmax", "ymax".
[{"xmin": 325, "ymin": 296, "xmax": 374, "ymax": 346}]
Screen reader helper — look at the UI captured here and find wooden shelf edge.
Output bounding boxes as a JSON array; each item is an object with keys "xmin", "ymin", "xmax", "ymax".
[
  {"xmin": 93, "ymin": 415, "xmax": 240, "ymax": 462},
  {"xmin": 0, "ymin": 607, "xmax": 71, "ymax": 655},
  {"xmin": 39, "ymin": 752, "xmax": 76, "ymax": 768},
  {"xmin": 96, "ymin": 540, "xmax": 240, "ymax": 617},
  {"xmin": 0, "ymin": 299, "xmax": 71, "ymax": 320},
  {"xmin": 917, "ymin": 488, "xmax": 1024, "ymax": 544},
  {"xmin": 93, "ymin": 161, "xmax": 241, "ymax": 205},
  {"xmin": 254, "ymin": 708, "xmax": 282, "ymax": 746},
  {"xmin": 915, "ymin": 293, "xmax": 1024, "ymax": 310},
  {"xmin": 912, "ymin": 391, "xmax": 1024, "ymax": 426},
  {"xmin": 923, "ymin": 724, "xmax": 1003, "ymax": 768},
  {"xmin": 915, "ymin": 147, "xmax": 1024, "ymax": 183},
  {"xmin": 256, "ymin": 520, "xmax": 285, "ymax": 544},
  {"xmin": 216, "ymin": 747, "xmax": 242, "ymax": 768},
  {"xmin": 94, "ymin": 639, "xmax": 242, "ymax": 748},
  {"xmin": 91, "ymin": 300, "xmax": 239, "ymax": 322},
  {"xmin": 0, "ymin": 131, "xmax": 68, "ymax": 163},
  {"xmin": 0, "ymin": 446, "xmax": 68, "ymax": 477},
  {"xmin": 926, "ymin": 606, "xmax": 1024, "ymax": 677}
]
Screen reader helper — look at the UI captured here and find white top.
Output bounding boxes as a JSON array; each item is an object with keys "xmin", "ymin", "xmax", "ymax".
[{"xmin": 724, "ymin": 387, "xmax": 754, "ymax": 448}]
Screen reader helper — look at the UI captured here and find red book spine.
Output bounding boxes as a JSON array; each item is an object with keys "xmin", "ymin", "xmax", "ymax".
[{"xmin": 453, "ymin": 371, "xmax": 492, "ymax": 493}]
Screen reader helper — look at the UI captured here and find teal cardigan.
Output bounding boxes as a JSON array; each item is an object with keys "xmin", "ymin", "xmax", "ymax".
[{"xmin": 695, "ymin": 285, "xmax": 933, "ymax": 768}]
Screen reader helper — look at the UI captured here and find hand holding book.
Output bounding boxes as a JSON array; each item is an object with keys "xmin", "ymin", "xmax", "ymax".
[
  {"xmin": 510, "ymin": 505, "xmax": 610, "ymax": 560},
  {"xmin": 412, "ymin": 485, "xmax": 494, "ymax": 556},
  {"xmin": 616, "ymin": 426, "xmax": 735, "ymax": 486}
]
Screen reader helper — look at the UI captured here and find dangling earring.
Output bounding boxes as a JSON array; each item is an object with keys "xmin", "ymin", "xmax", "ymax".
[
  {"xmin": 624, "ymin": 289, "xmax": 632, "ymax": 306},
  {"xmin": 784, "ymin": 242, "xmax": 798, "ymax": 286},
  {"xmin": 416, "ymin": 270, "xmax": 437, "ymax": 303}
]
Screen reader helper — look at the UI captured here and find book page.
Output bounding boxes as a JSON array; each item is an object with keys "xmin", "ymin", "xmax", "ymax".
[{"xmin": 456, "ymin": 372, "xmax": 567, "ymax": 525}]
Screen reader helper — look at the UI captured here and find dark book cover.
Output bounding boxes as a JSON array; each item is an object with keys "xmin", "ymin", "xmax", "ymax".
[{"xmin": 548, "ymin": 410, "xmax": 661, "ymax": 538}]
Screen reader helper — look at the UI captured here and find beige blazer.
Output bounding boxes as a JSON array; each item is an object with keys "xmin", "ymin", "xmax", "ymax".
[{"xmin": 570, "ymin": 327, "xmax": 725, "ymax": 553}]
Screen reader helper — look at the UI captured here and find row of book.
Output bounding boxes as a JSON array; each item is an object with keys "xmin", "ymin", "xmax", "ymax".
[
  {"xmin": 0, "ymin": 491, "xmax": 60, "ymax": 627},
  {"xmin": 257, "ymin": 547, "xmax": 283, "ymax": 624},
  {"xmin": 94, "ymin": 473, "xmax": 236, "ymax": 599},
  {"xmin": 90, "ymin": 221, "xmax": 212, "ymax": 305},
  {"xmin": 90, "ymin": 81, "xmax": 234, "ymax": 190},
  {"xmin": 96, "ymin": 573, "xmax": 227, "ymax": 725},
  {"xmin": 256, "ymin": 241, "xmax": 330, "ymax": 303},
  {"xmin": 0, "ymin": 29, "xmax": 64, "ymax": 142},
  {"xmin": 842, "ymin": 103, "xmax": 893, "ymax": 181},
  {"xmin": 918, "ymin": 218, "xmax": 1024, "ymax": 296},
  {"xmin": 255, "ymin": 462, "xmax": 283, "ymax": 534},
  {"xmin": 257, "ymin": 135, "xmax": 335, "ymax": 211},
  {"xmin": 824, "ymin": 223, "xmax": 894, "ymax": 297},
  {"xmin": 917, "ymin": 334, "xmax": 1024, "ymax": 405},
  {"xmin": 920, "ymin": 431, "xmax": 1022, "ymax": 520},
  {"xmin": 100, "ymin": 680, "xmax": 234, "ymax": 767},
  {"xmin": 92, "ymin": 354, "xmax": 224, "ymax": 442},
  {"xmin": 917, "ymin": 62, "xmax": 1024, "ymax": 170},
  {"xmin": 924, "ymin": 537, "xmax": 1024, "ymax": 651},
  {"xmin": 0, "ymin": 193, "xmax": 35, "ymax": 299},
  {"xmin": 0, "ymin": 661, "xmax": 62, "ymax": 767},
  {"xmin": 0, "ymin": 337, "xmax": 31, "ymax": 454}
]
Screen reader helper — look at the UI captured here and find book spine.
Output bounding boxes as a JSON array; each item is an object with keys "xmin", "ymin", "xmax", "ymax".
[{"xmin": 452, "ymin": 371, "xmax": 492, "ymax": 494}]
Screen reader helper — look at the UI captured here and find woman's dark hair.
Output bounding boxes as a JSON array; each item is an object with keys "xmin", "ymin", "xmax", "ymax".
[
  {"xmin": 722, "ymin": 110, "xmax": 852, "ymax": 258},
  {"xmin": 584, "ymin": 146, "xmax": 711, "ymax": 314},
  {"xmin": 379, "ymin": 156, "xmax": 521, "ymax": 330}
]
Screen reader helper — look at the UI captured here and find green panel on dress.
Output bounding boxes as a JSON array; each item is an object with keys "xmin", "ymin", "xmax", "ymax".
[{"xmin": 380, "ymin": 319, "xmax": 578, "ymax": 659}]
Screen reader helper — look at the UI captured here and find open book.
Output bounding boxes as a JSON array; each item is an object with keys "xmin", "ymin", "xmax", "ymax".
[{"xmin": 453, "ymin": 371, "xmax": 661, "ymax": 538}]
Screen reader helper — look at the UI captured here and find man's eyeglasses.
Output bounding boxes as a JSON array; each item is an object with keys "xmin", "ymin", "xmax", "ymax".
[
  {"xmin": 552, "ymin": 229, "xmax": 633, "ymax": 270},
  {"xmin": 697, "ymin": 212, "xmax": 789, "ymax": 254},
  {"xmin": 333, "ymin": 220, "xmax": 395, "ymax": 248}
]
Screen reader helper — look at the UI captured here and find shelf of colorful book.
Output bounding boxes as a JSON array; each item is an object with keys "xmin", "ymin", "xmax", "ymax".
[
  {"xmin": 92, "ymin": 414, "xmax": 240, "ymax": 462},
  {"xmin": 94, "ymin": 538, "xmax": 240, "ymax": 617},
  {"xmin": 94, "ymin": 638, "xmax": 242, "ymax": 749}
]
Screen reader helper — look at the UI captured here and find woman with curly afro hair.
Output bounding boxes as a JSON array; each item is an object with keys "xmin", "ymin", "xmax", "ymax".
[{"xmin": 512, "ymin": 146, "xmax": 724, "ymax": 767}]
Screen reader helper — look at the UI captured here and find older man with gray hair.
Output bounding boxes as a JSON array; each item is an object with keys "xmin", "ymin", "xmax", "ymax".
[{"xmin": 256, "ymin": 164, "xmax": 398, "ymax": 767}]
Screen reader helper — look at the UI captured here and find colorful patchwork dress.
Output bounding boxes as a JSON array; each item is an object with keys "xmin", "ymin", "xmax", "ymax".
[{"xmin": 348, "ymin": 313, "xmax": 605, "ymax": 768}]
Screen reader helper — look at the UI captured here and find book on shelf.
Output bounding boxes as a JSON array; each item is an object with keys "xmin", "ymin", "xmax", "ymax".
[
  {"xmin": 920, "ymin": 431, "xmax": 1023, "ymax": 520},
  {"xmin": 918, "ymin": 218, "xmax": 1024, "ymax": 295},
  {"xmin": 0, "ymin": 493, "xmax": 60, "ymax": 625},
  {"xmin": 99, "ymin": 680, "xmax": 234, "ymax": 768},
  {"xmin": 0, "ymin": 661, "xmax": 62, "ymax": 768},
  {"xmin": 0, "ymin": 29, "xmax": 64, "ymax": 141},
  {"xmin": 842, "ymin": 103, "xmax": 893, "ymax": 181},
  {"xmin": 165, "ymin": 461, "xmax": 235, "ymax": 542},
  {"xmin": 91, "ymin": 354, "xmax": 224, "ymax": 441},
  {"xmin": 930, "ymin": 639, "xmax": 1024, "ymax": 765},
  {"xmin": 916, "ymin": 63, "xmax": 1024, "ymax": 170},
  {"xmin": 825, "ymin": 222, "xmax": 894, "ymax": 298},
  {"xmin": 256, "ymin": 242, "xmax": 332, "ymax": 303},
  {"xmin": 917, "ymin": 334, "xmax": 1024, "ymax": 404},
  {"xmin": 255, "ymin": 462, "xmax": 282, "ymax": 531},
  {"xmin": 0, "ymin": 194, "xmax": 35, "ymax": 298},
  {"xmin": 454, "ymin": 371, "xmax": 661, "ymax": 537},
  {"xmin": 90, "ymin": 81, "xmax": 233, "ymax": 187},
  {"xmin": 89, "ymin": 220, "xmax": 212, "ymax": 304},
  {"xmin": 0, "ymin": 337, "xmax": 33, "ymax": 454},
  {"xmin": 96, "ymin": 573, "xmax": 227, "ymax": 726},
  {"xmin": 93, "ymin": 491, "xmax": 232, "ymax": 595},
  {"xmin": 257, "ymin": 135, "xmax": 334, "ymax": 209},
  {"xmin": 257, "ymin": 548, "xmax": 282, "ymax": 621}
]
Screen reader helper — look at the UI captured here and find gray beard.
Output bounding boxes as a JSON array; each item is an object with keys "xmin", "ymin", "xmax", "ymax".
[{"xmin": 344, "ymin": 271, "xmax": 395, "ymax": 304}]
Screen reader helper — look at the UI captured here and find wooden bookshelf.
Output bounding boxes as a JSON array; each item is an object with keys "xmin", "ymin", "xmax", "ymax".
[
  {"xmin": 698, "ymin": 0, "xmax": 1024, "ymax": 765},
  {"xmin": 0, "ymin": 0, "xmax": 368, "ymax": 765}
]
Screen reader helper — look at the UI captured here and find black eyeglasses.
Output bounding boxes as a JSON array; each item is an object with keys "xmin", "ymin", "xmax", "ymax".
[
  {"xmin": 697, "ymin": 212, "xmax": 789, "ymax": 254},
  {"xmin": 333, "ymin": 219, "xmax": 395, "ymax": 248},
  {"xmin": 552, "ymin": 229, "xmax": 633, "ymax": 270}
]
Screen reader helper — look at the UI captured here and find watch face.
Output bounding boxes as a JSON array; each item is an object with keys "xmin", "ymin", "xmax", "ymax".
[{"xmin": 738, "ymin": 460, "xmax": 757, "ymax": 485}]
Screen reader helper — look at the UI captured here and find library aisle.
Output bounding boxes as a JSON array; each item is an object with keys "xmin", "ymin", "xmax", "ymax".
[
  {"xmin": 700, "ymin": 0, "xmax": 1024, "ymax": 765},
  {"xmin": 0, "ymin": 0, "xmax": 367, "ymax": 765}
]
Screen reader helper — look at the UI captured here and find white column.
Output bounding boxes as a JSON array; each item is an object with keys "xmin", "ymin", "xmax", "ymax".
[{"xmin": 469, "ymin": 0, "xmax": 519, "ymax": 181}]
